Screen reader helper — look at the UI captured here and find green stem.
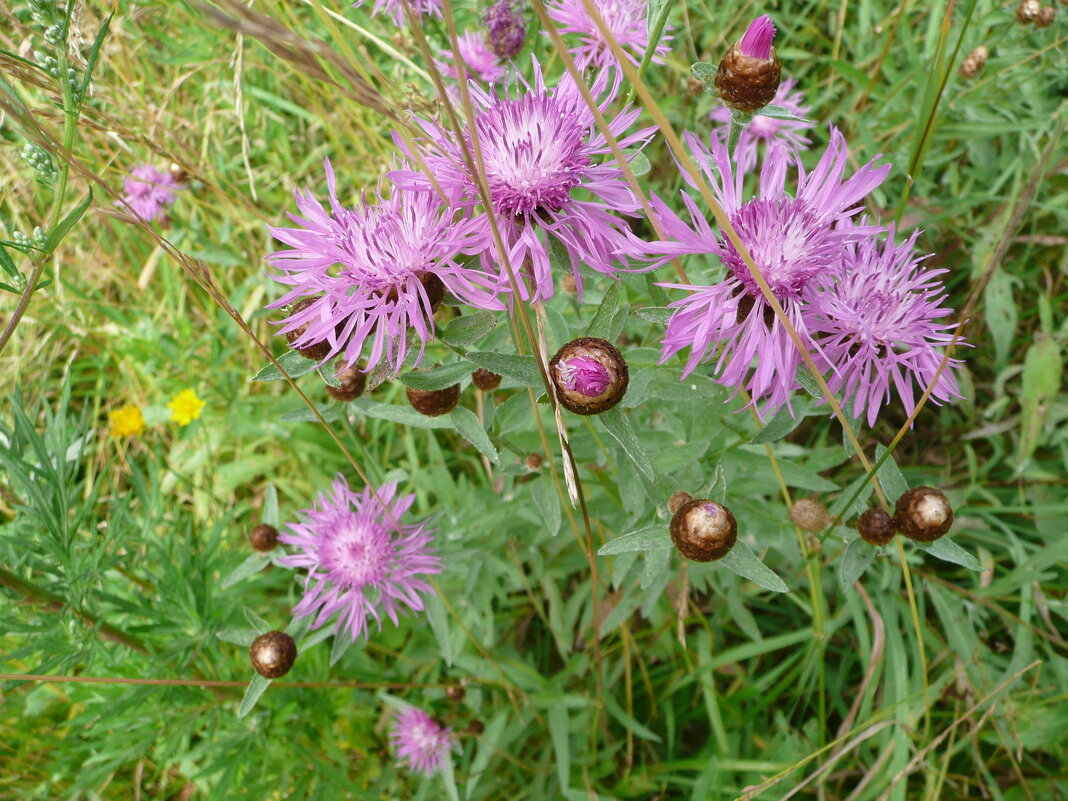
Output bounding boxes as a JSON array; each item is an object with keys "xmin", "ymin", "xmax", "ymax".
[{"xmin": 623, "ymin": 0, "xmax": 673, "ymax": 106}]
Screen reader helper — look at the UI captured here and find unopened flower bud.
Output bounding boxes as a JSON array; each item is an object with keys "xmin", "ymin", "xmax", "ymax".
[
  {"xmin": 894, "ymin": 486, "xmax": 953, "ymax": 543},
  {"xmin": 249, "ymin": 523, "xmax": 279, "ymax": 552},
  {"xmin": 467, "ymin": 719, "xmax": 485, "ymax": 735},
  {"xmin": 284, "ymin": 297, "xmax": 334, "ymax": 362},
  {"xmin": 471, "ymin": 368, "xmax": 502, "ymax": 391},
  {"xmin": 958, "ymin": 45, "xmax": 989, "ymax": 79},
  {"xmin": 1035, "ymin": 5, "xmax": 1056, "ymax": 25},
  {"xmin": 327, "ymin": 362, "xmax": 367, "ymax": 402},
  {"xmin": 525, "ymin": 453, "xmax": 543, "ymax": 470},
  {"xmin": 1016, "ymin": 0, "xmax": 1040, "ymax": 23},
  {"xmin": 714, "ymin": 15, "xmax": 782, "ymax": 113},
  {"xmin": 667, "ymin": 490, "xmax": 693, "ymax": 515},
  {"xmin": 790, "ymin": 499, "xmax": 830, "ymax": 532},
  {"xmin": 549, "ymin": 337, "xmax": 629, "ymax": 416},
  {"xmin": 406, "ymin": 380, "xmax": 461, "ymax": 417},
  {"xmin": 670, "ymin": 499, "xmax": 738, "ymax": 562},
  {"xmin": 249, "ymin": 630, "xmax": 297, "ymax": 678},
  {"xmin": 169, "ymin": 162, "xmax": 191, "ymax": 184},
  {"xmin": 483, "ymin": 0, "xmax": 525, "ymax": 59},
  {"xmin": 445, "ymin": 683, "xmax": 466, "ymax": 702},
  {"xmin": 856, "ymin": 508, "xmax": 895, "ymax": 546}
]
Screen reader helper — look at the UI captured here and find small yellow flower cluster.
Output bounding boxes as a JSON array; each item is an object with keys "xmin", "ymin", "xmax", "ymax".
[{"xmin": 109, "ymin": 388, "xmax": 206, "ymax": 438}]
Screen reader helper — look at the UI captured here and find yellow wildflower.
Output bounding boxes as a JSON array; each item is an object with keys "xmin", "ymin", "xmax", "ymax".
[
  {"xmin": 109, "ymin": 405, "xmax": 145, "ymax": 438},
  {"xmin": 167, "ymin": 389, "xmax": 206, "ymax": 426}
]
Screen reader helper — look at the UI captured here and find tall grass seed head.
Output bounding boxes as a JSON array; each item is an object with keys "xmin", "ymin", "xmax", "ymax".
[
  {"xmin": 390, "ymin": 707, "xmax": 452, "ymax": 776},
  {"xmin": 670, "ymin": 498, "xmax": 737, "ymax": 562},
  {"xmin": 544, "ymin": 0, "xmax": 672, "ymax": 71},
  {"xmin": 714, "ymin": 15, "xmax": 782, "ymax": 113},
  {"xmin": 549, "ymin": 337, "xmax": 629, "ymax": 415},
  {"xmin": 277, "ymin": 476, "xmax": 442, "ymax": 642}
]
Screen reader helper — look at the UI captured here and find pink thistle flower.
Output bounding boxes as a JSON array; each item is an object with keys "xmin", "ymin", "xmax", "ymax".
[
  {"xmin": 544, "ymin": 0, "xmax": 672, "ymax": 70},
  {"xmin": 739, "ymin": 14, "xmax": 775, "ymax": 59},
  {"xmin": 119, "ymin": 165, "xmax": 181, "ymax": 222},
  {"xmin": 390, "ymin": 706, "xmax": 452, "ymax": 776},
  {"xmin": 710, "ymin": 78, "xmax": 814, "ymax": 171},
  {"xmin": 278, "ymin": 476, "xmax": 442, "ymax": 642},
  {"xmin": 652, "ymin": 128, "xmax": 890, "ymax": 414},
  {"xmin": 266, "ymin": 159, "xmax": 503, "ymax": 376},
  {"xmin": 437, "ymin": 31, "xmax": 506, "ymax": 84},
  {"xmin": 559, "ymin": 354, "xmax": 612, "ymax": 396},
  {"xmin": 357, "ymin": 0, "xmax": 441, "ymax": 27},
  {"xmin": 483, "ymin": 0, "xmax": 526, "ymax": 59},
  {"xmin": 806, "ymin": 227, "xmax": 964, "ymax": 426},
  {"xmin": 394, "ymin": 56, "xmax": 655, "ymax": 301}
]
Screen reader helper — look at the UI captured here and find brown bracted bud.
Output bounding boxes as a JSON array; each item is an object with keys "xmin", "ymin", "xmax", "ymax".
[
  {"xmin": 790, "ymin": 499, "xmax": 830, "ymax": 532},
  {"xmin": 525, "ymin": 453, "xmax": 544, "ymax": 470},
  {"xmin": 894, "ymin": 486, "xmax": 954, "ymax": 543},
  {"xmin": 1016, "ymin": 0, "xmax": 1040, "ymax": 23},
  {"xmin": 560, "ymin": 274, "xmax": 578, "ymax": 294},
  {"xmin": 284, "ymin": 297, "xmax": 334, "ymax": 362},
  {"xmin": 471, "ymin": 368, "xmax": 502, "ymax": 391},
  {"xmin": 467, "ymin": 719, "xmax": 485, "ymax": 735},
  {"xmin": 714, "ymin": 15, "xmax": 782, "ymax": 113},
  {"xmin": 958, "ymin": 45, "xmax": 989, "ymax": 79},
  {"xmin": 249, "ymin": 523, "xmax": 279, "ymax": 552},
  {"xmin": 326, "ymin": 362, "xmax": 367, "ymax": 402},
  {"xmin": 406, "ymin": 381, "xmax": 461, "ymax": 417},
  {"xmin": 445, "ymin": 683, "xmax": 466, "ymax": 702},
  {"xmin": 249, "ymin": 630, "xmax": 297, "ymax": 679},
  {"xmin": 1035, "ymin": 6, "xmax": 1056, "ymax": 25},
  {"xmin": 670, "ymin": 499, "xmax": 738, "ymax": 562},
  {"xmin": 857, "ymin": 508, "xmax": 895, "ymax": 546},
  {"xmin": 667, "ymin": 490, "xmax": 693, "ymax": 515},
  {"xmin": 169, "ymin": 162, "xmax": 191, "ymax": 184},
  {"xmin": 549, "ymin": 337, "xmax": 629, "ymax": 416}
]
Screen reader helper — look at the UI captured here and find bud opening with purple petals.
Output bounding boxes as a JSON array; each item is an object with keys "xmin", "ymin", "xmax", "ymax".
[
  {"xmin": 549, "ymin": 337, "xmax": 629, "ymax": 415},
  {"xmin": 714, "ymin": 14, "xmax": 783, "ymax": 113}
]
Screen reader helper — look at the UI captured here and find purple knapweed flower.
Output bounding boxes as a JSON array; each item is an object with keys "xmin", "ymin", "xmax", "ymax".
[
  {"xmin": 266, "ymin": 160, "xmax": 502, "ymax": 375},
  {"xmin": 711, "ymin": 78, "xmax": 814, "ymax": 171},
  {"xmin": 545, "ymin": 0, "xmax": 672, "ymax": 70},
  {"xmin": 483, "ymin": 0, "xmax": 526, "ymax": 59},
  {"xmin": 356, "ymin": 0, "xmax": 441, "ymax": 27},
  {"xmin": 806, "ymin": 227, "xmax": 964, "ymax": 426},
  {"xmin": 652, "ymin": 128, "xmax": 890, "ymax": 414},
  {"xmin": 559, "ymin": 354, "xmax": 612, "ymax": 396},
  {"xmin": 119, "ymin": 165, "xmax": 181, "ymax": 222},
  {"xmin": 438, "ymin": 31, "xmax": 506, "ymax": 84},
  {"xmin": 390, "ymin": 706, "xmax": 452, "ymax": 776},
  {"xmin": 739, "ymin": 13, "xmax": 775, "ymax": 59},
  {"xmin": 278, "ymin": 476, "xmax": 442, "ymax": 642},
  {"xmin": 394, "ymin": 56, "xmax": 655, "ymax": 301}
]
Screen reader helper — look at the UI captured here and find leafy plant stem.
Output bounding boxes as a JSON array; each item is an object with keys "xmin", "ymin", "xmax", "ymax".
[{"xmin": 623, "ymin": 0, "xmax": 674, "ymax": 106}]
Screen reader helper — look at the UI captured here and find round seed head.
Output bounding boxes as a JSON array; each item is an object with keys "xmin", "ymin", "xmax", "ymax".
[
  {"xmin": 670, "ymin": 499, "xmax": 738, "ymax": 562},
  {"xmin": 467, "ymin": 719, "xmax": 485, "ymax": 735},
  {"xmin": 1035, "ymin": 6, "xmax": 1056, "ymax": 25},
  {"xmin": 525, "ymin": 453, "xmax": 544, "ymax": 470},
  {"xmin": 857, "ymin": 508, "xmax": 895, "ymax": 546},
  {"xmin": 471, "ymin": 368, "xmax": 502, "ymax": 391},
  {"xmin": 667, "ymin": 490, "xmax": 693, "ymax": 515},
  {"xmin": 1016, "ymin": 0, "xmax": 1040, "ymax": 22},
  {"xmin": 284, "ymin": 297, "xmax": 335, "ymax": 362},
  {"xmin": 549, "ymin": 337, "xmax": 629, "ymax": 416},
  {"xmin": 790, "ymin": 499, "xmax": 831, "ymax": 532},
  {"xmin": 249, "ymin": 630, "xmax": 297, "ymax": 678},
  {"xmin": 326, "ymin": 362, "xmax": 367, "ymax": 402},
  {"xmin": 893, "ymin": 486, "xmax": 954, "ymax": 543},
  {"xmin": 445, "ymin": 683, "xmax": 466, "ymax": 702},
  {"xmin": 249, "ymin": 523, "xmax": 279, "ymax": 552},
  {"xmin": 406, "ymin": 382, "xmax": 462, "ymax": 417},
  {"xmin": 958, "ymin": 45, "xmax": 989, "ymax": 79}
]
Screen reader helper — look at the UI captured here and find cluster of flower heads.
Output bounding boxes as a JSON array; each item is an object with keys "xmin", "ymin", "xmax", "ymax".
[{"xmin": 266, "ymin": 11, "xmax": 964, "ymax": 428}]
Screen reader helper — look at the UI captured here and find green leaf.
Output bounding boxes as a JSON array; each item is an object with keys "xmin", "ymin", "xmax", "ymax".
[
  {"xmin": 317, "ymin": 363, "xmax": 342, "ymax": 388},
  {"xmin": 640, "ymin": 545, "xmax": 671, "ymax": 590},
  {"xmin": 216, "ymin": 628, "xmax": 257, "ymax": 647},
  {"xmin": 263, "ymin": 484, "xmax": 279, "ymax": 527},
  {"xmin": 795, "ymin": 364, "xmax": 825, "ymax": 398},
  {"xmin": 917, "ymin": 537, "xmax": 985, "ymax": 572},
  {"xmin": 624, "ymin": 150, "xmax": 651, "ymax": 177},
  {"xmin": 586, "ymin": 281, "xmax": 621, "ymax": 339},
  {"xmin": 46, "ymin": 190, "xmax": 92, "ymax": 254},
  {"xmin": 983, "ymin": 269, "xmax": 1017, "ymax": 367},
  {"xmin": 254, "ymin": 349, "xmax": 321, "ymax": 381},
  {"xmin": 1018, "ymin": 334, "xmax": 1062, "ymax": 465},
  {"xmin": 718, "ymin": 541, "xmax": 789, "ymax": 593},
  {"xmin": 597, "ymin": 524, "xmax": 671, "ymax": 555},
  {"xmin": 690, "ymin": 61, "xmax": 716, "ymax": 92},
  {"xmin": 699, "ymin": 463, "xmax": 727, "ymax": 504},
  {"xmin": 839, "ymin": 538, "xmax": 876, "ymax": 593},
  {"xmin": 221, "ymin": 554, "xmax": 271, "ymax": 589},
  {"xmin": 634, "ymin": 306, "xmax": 672, "ymax": 325},
  {"xmin": 237, "ymin": 674, "xmax": 271, "ymax": 718},
  {"xmin": 0, "ymin": 245, "xmax": 18, "ymax": 278},
  {"xmin": 604, "ymin": 692, "xmax": 662, "ymax": 742},
  {"xmin": 466, "ymin": 352, "xmax": 542, "ymax": 387},
  {"xmin": 400, "ymin": 362, "xmax": 470, "ymax": 391},
  {"xmin": 329, "ymin": 628, "xmax": 354, "ymax": 666},
  {"xmin": 532, "ymin": 476, "xmax": 561, "ymax": 537},
  {"xmin": 441, "ymin": 310, "xmax": 498, "ymax": 347},
  {"xmin": 279, "ymin": 404, "xmax": 344, "ymax": 423},
  {"xmin": 449, "ymin": 406, "xmax": 499, "ymax": 464},
  {"xmin": 357, "ymin": 400, "xmax": 453, "ymax": 429},
  {"xmin": 875, "ymin": 445, "xmax": 909, "ymax": 502},
  {"xmin": 758, "ymin": 104, "xmax": 812, "ymax": 122},
  {"xmin": 548, "ymin": 705, "xmax": 570, "ymax": 789},
  {"xmin": 79, "ymin": 14, "xmax": 112, "ymax": 98},
  {"xmin": 243, "ymin": 607, "xmax": 271, "ymax": 634},
  {"xmin": 425, "ymin": 592, "xmax": 453, "ymax": 667},
  {"xmin": 600, "ymin": 407, "xmax": 670, "ymax": 503},
  {"xmin": 752, "ymin": 398, "xmax": 811, "ymax": 444}
]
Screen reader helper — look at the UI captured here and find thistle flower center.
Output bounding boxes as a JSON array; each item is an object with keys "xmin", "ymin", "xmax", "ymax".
[
  {"xmin": 474, "ymin": 93, "xmax": 590, "ymax": 216},
  {"xmin": 559, "ymin": 355, "xmax": 611, "ymax": 396},
  {"xmin": 722, "ymin": 197, "xmax": 838, "ymax": 300},
  {"xmin": 321, "ymin": 521, "xmax": 393, "ymax": 587}
]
